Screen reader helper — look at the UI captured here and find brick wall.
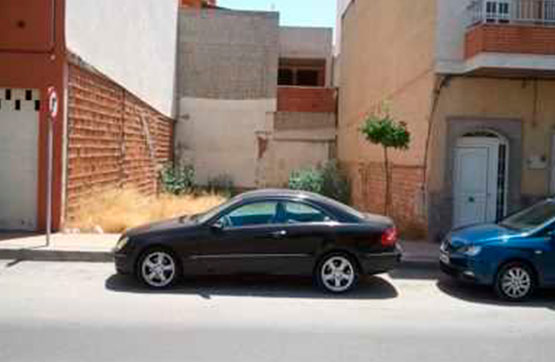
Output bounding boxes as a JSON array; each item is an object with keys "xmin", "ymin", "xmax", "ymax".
[
  {"xmin": 277, "ymin": 86, "xmax": 337, "ymax": 113},
  {"xmin": 66, "ymin": 64, "xmax": 173, "ymax": 220},
  {"xmin": 465, "ymin": 24, "xmax": 555, "ymax": 59},
  {"xmin": 180, "ymin": 0, "xmax": 216, "ymax": 8},
  {"xmin": 345, "ymin": 161, "xmax": 426, "ymax": 238}
]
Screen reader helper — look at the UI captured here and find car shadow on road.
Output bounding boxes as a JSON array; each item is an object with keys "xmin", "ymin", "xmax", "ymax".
[
  {"xmin": 388, "ymin": 263, "xmax": 441, "ymax": 280},
  {"xmin": 105, "ymin": 274, "xmax": 398, "ymax": 300},
  {"xmin": 437, "ymin": 277, "xmax": 555, "ymax": 310}
]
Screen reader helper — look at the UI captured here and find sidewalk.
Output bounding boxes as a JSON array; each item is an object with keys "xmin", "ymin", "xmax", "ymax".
[
  {"xmin": 0, "ymin": 233, "xmax": 439, "ymax": 266},
  {"xmin": 0, "ymin": 233, "xmax": 119, "ymax": 262}
]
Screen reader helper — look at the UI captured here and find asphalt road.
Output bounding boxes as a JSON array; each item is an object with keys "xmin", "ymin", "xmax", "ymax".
[{"xmin": 0, "ymin": 260, "xmax": 554, "ymax": 362}]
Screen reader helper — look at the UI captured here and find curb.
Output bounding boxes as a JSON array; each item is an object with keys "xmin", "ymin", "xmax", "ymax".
[
  {"xmin": 0, "ymin": 249, "xmax": 113, "ymax": 263},
  {"xmin": 0, "ymin": 248, "xmax": 438, "ymax": 268}
]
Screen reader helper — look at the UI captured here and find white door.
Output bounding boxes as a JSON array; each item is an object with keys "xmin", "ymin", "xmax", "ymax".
[
  {"xmin": 453, "ymin": 137, "xmax": 501, "ymax": 228},
  {"xmin": 0, "ymin": 88, "xmax": 39, "ymax": 230}
]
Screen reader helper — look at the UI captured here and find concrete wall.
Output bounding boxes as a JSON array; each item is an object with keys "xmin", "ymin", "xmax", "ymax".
[
  {"xmin": 263, "ymin": 139, "xmax": 334, "ymax": 187},
  {"xmin": 280, "ymin": 27, "xmax": 333, "ymax": 87},
  {"xmin": 335, "ymin": 0, "xmax": 353, "ymax": 55},
  {"xmin": 266, "ymin": 111, "xmax": 336, "ymax": 186},
  {"xmin": 176, "ymin": 9, "xmax": 279, "ymax": 188},
  {"xmin": 176, "ymin": 98, "xmax": 275, "ymax": 188},
  {"xmin": 65, "ymin": 0, "xmax": 179, "ymax": 117},
  {"xmin": 435, "ymin": 0, "xmax": 469, "ymax": 73},
  {"xmin": 177, "ymin": 9, "xmax": 279, "ymax": 99},
  {"xmin": 428, "ymin": 76, "xmax": 555, "ymax": 238}
]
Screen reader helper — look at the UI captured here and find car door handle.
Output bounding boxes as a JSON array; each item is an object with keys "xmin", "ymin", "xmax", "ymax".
[{"xmin": 271, "ymin": 230, "xmax": 287, "ymax": 238}]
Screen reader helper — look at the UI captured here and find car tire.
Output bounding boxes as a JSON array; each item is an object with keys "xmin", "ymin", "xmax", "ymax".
[
  {"xmin": 316, "ymin": 252, "xmax": 359, "ymax": 293},
  {"xmin": 137, "ymin": 247, "xmax": 180, "ymax": 289},
  {"xmin": 494, "ymin": 261, "xmax": 536, "ymax": 302}
]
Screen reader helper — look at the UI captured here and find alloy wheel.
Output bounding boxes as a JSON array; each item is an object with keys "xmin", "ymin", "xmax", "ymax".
[
  {"xmin": 499, "ymin": 266, "xmax": 532, "ymax": 300},
  {"xmin": 319, "ymin": 255, "xmax": 356, "ymax": 293},
  {"xmin": 140, "ymin": 251, "xmax": 176, "ymax": 288}
]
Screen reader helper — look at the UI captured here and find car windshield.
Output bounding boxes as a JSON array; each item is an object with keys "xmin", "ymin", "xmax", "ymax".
[
  {"xmin": 499, "ymin": 200, "xmax": 555, "ymax": 231},
  {"xmin": 191, "ymin": 195, "xmax": 240, "ymax": 224}
]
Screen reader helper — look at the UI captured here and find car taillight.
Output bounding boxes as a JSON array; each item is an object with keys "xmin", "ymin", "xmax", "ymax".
[{"xmin": 381, "ymin": 227, "xmax": 398, "ymax": 247}]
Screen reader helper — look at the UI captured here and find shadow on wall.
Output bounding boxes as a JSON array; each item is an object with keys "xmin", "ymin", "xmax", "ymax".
[{"xmin": 105, "ymin": 274, "xmax": 398, "ymax": 300}]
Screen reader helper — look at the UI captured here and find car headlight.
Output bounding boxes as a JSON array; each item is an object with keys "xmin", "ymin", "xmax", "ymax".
[
  {"xmin": 459, "ymin": 245, "xmax": 482, "ymax": 256},
  {"xmin": 114, "ymin": 236, "xmax": 129, "ymax": 251}
]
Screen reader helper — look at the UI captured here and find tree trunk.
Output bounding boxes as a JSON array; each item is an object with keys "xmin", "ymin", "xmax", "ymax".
[{"xmin": 383, "ymin": 146, "xmax": 390, "ymax": 215}]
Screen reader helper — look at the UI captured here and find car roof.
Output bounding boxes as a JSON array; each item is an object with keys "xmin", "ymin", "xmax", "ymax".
[{"xmin": 237, "ymin": 188, "xmax": 327, "ymax": 202}]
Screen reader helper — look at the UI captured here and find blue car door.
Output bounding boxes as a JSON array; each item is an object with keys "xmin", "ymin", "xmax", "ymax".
[{"xmin": 528, "ymin": 234, "xmax": 555, "ymax": 286}]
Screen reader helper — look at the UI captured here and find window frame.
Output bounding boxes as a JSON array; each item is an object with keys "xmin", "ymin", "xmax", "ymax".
[
  {"xmin": 279, "ymin": 200, "xmax": 337, "ymax": 225},
  {"xmin": 214, "ymin": 200, "xmax": 281, "ymax": 229}
]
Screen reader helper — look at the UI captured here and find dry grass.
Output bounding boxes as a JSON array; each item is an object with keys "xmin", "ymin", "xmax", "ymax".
[{"xmin": 66, "ymin": 188, "xmax": 227, "ymax": 233}]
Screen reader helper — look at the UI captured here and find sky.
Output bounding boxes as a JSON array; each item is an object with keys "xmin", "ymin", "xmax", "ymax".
[{"xmin": 217, "ymin": 0, "xmax": 337, "ymax": 29}]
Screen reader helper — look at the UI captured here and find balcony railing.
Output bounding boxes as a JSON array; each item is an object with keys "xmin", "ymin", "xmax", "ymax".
[{"xmin": 468, "ymin": 0, "xmax": 555, "ymax": 26}]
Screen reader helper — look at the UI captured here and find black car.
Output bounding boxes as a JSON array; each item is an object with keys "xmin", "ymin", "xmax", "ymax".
[{"xmin": 113, "ymin": 189, "xmax": 401, "ymax": 293}]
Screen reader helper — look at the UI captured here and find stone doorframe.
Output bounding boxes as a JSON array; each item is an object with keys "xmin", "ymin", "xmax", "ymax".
[{"xmin": 428, "ymin": 117, "xmax": 522, "ymax": 241}]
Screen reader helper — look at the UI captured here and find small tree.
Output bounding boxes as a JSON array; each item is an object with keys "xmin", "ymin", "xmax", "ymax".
[{"xmin": 360, "ymin": 105, "xmax": 410, "ymax": 215}]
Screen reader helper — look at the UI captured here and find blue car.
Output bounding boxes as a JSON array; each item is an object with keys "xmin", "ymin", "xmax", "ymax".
[{"xmin": 440, "ymin": 198, "xmax": 555, "ymax": 301}]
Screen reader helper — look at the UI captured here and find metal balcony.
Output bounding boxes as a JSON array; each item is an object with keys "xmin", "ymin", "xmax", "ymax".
[{"xmin": 468, "ymin": 0, "xmax": 555, "ymax": 26}]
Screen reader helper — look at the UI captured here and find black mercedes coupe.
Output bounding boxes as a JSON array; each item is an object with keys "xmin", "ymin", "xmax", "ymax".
[{"xmin": 113, "ymin": 189, "xmax": 402, "ymax": 293}]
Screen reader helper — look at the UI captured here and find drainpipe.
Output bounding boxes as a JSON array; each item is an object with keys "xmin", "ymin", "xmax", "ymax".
[{"xmin": 421, "ymin": 75, "xmax": 450, "ymax": 218}]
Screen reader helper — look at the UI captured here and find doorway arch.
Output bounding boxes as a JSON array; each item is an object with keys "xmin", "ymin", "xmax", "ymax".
[{"xmin": 452, "ymin": 130, "xmax": 509, "ymax": 228}]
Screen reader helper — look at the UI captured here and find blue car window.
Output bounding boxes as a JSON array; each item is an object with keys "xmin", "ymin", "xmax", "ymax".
[{"xmin": 500, "ymin": 200, "xmax": 555, "ymax": 232}]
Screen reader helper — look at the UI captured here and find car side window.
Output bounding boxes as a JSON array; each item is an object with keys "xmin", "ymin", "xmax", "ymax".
[
  {"xmin": 218, "ymin": 201, "xmax": 278, "ymax": 228},
  {"xmin": 282, "ymin": 202, "xmax": 333, "ymax": 224}
]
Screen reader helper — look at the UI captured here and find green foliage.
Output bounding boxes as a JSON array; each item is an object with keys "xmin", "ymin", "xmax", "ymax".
[
  {"xmin": 360, "ymin": 103, "xmax": 411, "ymax": 215},
  {"xmin": 288, "ymin": 160, "xmax": 351, "ymax": 204},
  {"xmin": 288, "ymin": 167, "xmax": 324, "ymax": 194},
  {"xmin": 159, "ymin": 163, "xmax": 195, "ymax": 195},
  {"xmin": 207, "ymin": 174, "xmax": 235, "ymax": 196},
  {"xmin": 361, "ymin": 114, "xmax": 410, "ymax": 150}
]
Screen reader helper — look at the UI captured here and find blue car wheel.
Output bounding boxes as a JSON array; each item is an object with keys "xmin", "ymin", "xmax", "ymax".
[{"xmin": 494, "ymin": 261, "xmax": 536, "ymax": 301}]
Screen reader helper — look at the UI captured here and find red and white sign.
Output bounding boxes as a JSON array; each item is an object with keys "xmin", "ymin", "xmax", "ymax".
[{"xmin": 47, "ymin": 86, "xmax": 58, "ymax": 119}]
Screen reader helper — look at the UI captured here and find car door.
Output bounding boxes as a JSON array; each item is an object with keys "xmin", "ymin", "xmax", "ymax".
[
  {"xmin": 192, "ymin": 201, "xmax": 285, "ymax": 274},
  {"xmin": 531, "ymin": 228, "xmax": 555, "ymax": 286},
  {"xmin": 259, "ymin": 201, "xmax": 337, "ymax": 276}
]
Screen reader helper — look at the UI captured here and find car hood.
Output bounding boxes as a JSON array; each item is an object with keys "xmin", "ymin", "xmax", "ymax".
[
  {"xmin": 125, "ymin": 216, "xmax": 198, "ymax": 238},
  {"xmin": 449, "ymin": 223, "xmax": 520, "ymax": 246}
]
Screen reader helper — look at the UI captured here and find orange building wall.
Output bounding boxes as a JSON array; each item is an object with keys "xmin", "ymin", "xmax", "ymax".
[
  {"xmin": 180, "ymin": 0, "xmax": 217, "ymax": 8},
  {"xmin": 0, "ymin": 0, "xmax": 66, "ymax": 231}
]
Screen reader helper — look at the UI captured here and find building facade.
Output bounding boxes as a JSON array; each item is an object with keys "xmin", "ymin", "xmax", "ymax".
[
  {"xmin": 338, "ymin": 0, "xmax": 555, "ymax": 240},
  {"xmin": 175, "ymin": 8, "xmax": 336, "ymax": 188},
  {"xmin": 0, "ymin": 0, "xmax": 177, "ymax": 231}
]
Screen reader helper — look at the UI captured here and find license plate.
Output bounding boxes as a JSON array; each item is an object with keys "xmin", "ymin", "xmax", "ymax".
[{"xmin": 439, "ymin": 252, "xmax": 450, "ymax": 264}]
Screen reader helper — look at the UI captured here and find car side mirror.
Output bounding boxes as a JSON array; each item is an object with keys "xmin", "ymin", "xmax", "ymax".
[{"xmin": 210, "ymin": 220, "xmax": 225, "ymax": 232}]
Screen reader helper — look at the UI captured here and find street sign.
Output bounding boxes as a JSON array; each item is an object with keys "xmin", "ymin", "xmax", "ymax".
[
  {"xmin": 47, "ymin": 86, "xmax": 58, "ymax": 119},
  {"xmin": 45, "ymin": 86, "xmax": 57, "ymax": 246}
]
